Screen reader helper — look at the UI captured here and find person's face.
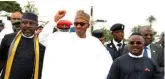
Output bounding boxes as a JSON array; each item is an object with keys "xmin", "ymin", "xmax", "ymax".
[
  {"xmin": 74, "ymin": 18, "xmax": 90, "ymax": 38},
  {"xmin": 21, "ymin": 19, "xmax": 37, "ymax": 37},
  {"xmin": 11, "ymin": 13, "xmax": 22, "ymax": 23},
  {"xmin": 141, "ymin": 29, "xmax": 152, "ymax": 46},
  {"xmin": 15, "ymin": 25, "xmax": 21, "ymax": 32},
  {"xmin": 112, "ymin": 30, "xmax": 124, "ymax": 42},
  {"xmin": 128, "ymin": 35, "xmax": 144, "ymax": 56},
  {"xmin": 36, "ymin": 28, "xmax": 43, "ymax": 34},
  {"xmin": 0, "ymin": 26, "xmax": 4, "ymax": 32},
  {"xmin": 57, "ymin": 24, "xmax": 70, "ymax": 32},
  {"xmin": 59, "ymin": 28, "xmax": 70, "ymax": 32},
  {"xmin": 99, "ymin": 37, "xmax": 104, "ymax": 44},
  {"xmin": 12, "ymin": 25, "xmax": 21, "ymax": 32}
]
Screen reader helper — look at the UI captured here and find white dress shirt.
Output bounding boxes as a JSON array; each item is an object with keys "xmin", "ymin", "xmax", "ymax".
[
  {"xmin": 143, "ymin": 44, "xmax": 151, "ymax": 58},
  {"xmin": 113, "ymin": 39, "xmax": 123, "ymax": 50}
]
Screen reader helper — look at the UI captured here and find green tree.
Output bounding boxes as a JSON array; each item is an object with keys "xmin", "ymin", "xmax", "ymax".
[
  {"xmin": 131, "ymin": 25, "xmax": 157, "ymax": 41},
  {"xmin": 102, "ymin": 28, "xmax": 113, "ymax": 42},
  {"xmin": 131, "ymin": 25, "xmax": 142, "ymax": 33},
  {"xmin": 147, "ymin": 15, "xmax": 156, "ymax": 27},
  {"xmin": 102, "ymin": 28, "xmax": 129, "ymax": 43},
  {"xmin": 24, "ymin": 1, "xmax": 38, "ymax": 15},
  {"xmin": 0, "ymin": 1, "xmax": 22, "ymax": 13}
]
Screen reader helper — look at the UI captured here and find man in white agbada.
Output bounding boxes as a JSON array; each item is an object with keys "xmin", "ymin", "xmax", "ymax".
[{"xmin": 41, "ymin": 10, "xmax": 113, "ymax": 79}]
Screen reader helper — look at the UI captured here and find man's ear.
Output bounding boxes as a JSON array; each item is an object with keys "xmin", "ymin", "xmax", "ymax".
[
  {"xmin": 87, "ymin": 24, "xmax": 90, "ymax": 28},
  {"xmin": 111, "ymin": 31, "xmax": 114, "ymax": 35}
]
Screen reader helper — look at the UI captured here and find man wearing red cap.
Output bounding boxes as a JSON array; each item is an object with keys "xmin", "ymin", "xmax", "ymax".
[{"xmin": 56, "ymin": 20, "xmax": 72, "ymax": 32}]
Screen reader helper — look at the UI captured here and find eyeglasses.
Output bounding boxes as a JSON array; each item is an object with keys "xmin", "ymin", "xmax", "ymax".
[
  {"xmin": 74, "ymin": 22, "xmax": 88, "ymax": 26},
  {"xmin": 129, "ymin": 41, "xmax": 143, "ymax": 45}
]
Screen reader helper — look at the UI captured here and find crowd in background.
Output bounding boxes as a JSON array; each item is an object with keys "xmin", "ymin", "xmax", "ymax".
[{"xmin": 0, "ymin": 10, "xmax": 164, "ymax": 79}]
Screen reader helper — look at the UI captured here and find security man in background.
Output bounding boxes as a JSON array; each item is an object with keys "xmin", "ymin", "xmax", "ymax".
[{"xmin": 106, "ymin": 23, "xmax": 126, "ymax": 60}]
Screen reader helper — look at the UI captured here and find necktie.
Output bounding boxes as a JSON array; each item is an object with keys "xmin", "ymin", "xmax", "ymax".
[
  {"xmin": 143, "ymin": 46, "xmax": 148, "ymax": 57},
  {"xmin": 117, "ymin": 43, "xmax": 122, "ymax": 51}
]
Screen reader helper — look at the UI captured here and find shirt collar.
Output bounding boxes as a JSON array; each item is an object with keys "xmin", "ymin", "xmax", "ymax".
[
  {"xmin": 128, "ymin": 52, "xmax": 143, "ymax": 58},
  {"xmin": 22, "ymin": 34, "xmax": 34, "ymax": 38},
  {"xmin": 113, "ymin": 39, "xmax": 123, "ymax": 47},
  {"xmin": 146, "ymin": 44, "xmax": 151, "ymax": 49}
]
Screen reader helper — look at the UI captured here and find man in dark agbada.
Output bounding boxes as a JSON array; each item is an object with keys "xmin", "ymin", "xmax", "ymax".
[
  {"xmin": 0, "ymin": 11, "xmax": 65, "ymax": 79},
  {"xmin": 107, "ymin": 33, "xmax": 162, "ymax": 79}
]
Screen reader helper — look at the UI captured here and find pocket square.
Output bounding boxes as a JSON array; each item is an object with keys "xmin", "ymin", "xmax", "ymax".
[{"xmin": 144, "ymin": 68, "xmax": 150, "ymax": 72}]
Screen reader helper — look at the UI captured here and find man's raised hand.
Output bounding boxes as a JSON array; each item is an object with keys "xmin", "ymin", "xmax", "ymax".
[{"xmin": 54, "ymin": 10, "xmax": 66, "ymax": 22}]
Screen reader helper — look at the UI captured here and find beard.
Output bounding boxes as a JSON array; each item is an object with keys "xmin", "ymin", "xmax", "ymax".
[{"xmin": 22, "ymin": 28, "xmax": 35, "ymax": 37}]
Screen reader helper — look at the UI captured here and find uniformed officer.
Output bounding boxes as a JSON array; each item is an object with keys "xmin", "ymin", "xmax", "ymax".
[{"xmin": 106, "ymin": 23, "xmax": 126, "ymax": 60}]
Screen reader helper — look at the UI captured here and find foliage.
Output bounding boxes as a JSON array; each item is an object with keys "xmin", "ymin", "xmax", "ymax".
[
  {"xmin": 131, "ymin": 25, "xmax": 157, "ymax": 41},
  {"xmin": 131, "ymin": 25, "xmax": 142, "ymax": 33},
  {"xmin": 102, "ymin": 28, "xmax": 113, "ymax": 42},
  {"xmin": 146, "ymin": 15, "xmax": 156, "ymax": 27},
  {"xmin": 0, "ymin": 1, "xmax": 22, "ymax": 13},
  {"xmin": 24, "ymin": 1, "xmax": 38, "ymax": 15}
]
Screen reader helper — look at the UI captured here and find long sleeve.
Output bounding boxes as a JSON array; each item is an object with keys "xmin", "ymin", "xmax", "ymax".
[
  {"xmin": 0, "ymin": 20, "xmax": 13, "ymax": 45},
  {"xmin": 41, "ymin": 33, "xmax": 73, "ymax": 79},
  {"xmin": 94, "ymin": 39, "xmax": 113, "ymax": 79},
  {"xmin": 0, "ymin": 35, "xmax": 8, "ymax": 61},
  {"xmin": 107, "ymin": 59, "xmax": 120, "ymax": 79},
  {"xmin": 0, "ymin": 35, "xmax": 8, "ymax": 73},
  {"xmin": 156, "ymin": 46, "xmax": 164, "ymax": 78},
  {"xmin": 100, "ymin": 48, "xmax": 113, "ymax": 79},
  {"xmin": 152, "ymin": 60, "xmax": 164, "ymax": 79},
  {"xmin": 158, "ymin": 46, "xmax": 164, "ymax": 72},
  {"xmin": 38, "ymin": 21, "xmax": 57, "ymax": 46}
]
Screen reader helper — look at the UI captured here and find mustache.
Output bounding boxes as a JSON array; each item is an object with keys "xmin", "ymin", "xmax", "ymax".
[
  {"xmin": 23, "ymin": 27, "xmax": 33, "ymax": 30},
  {"xmin": 22, "ymin": 28, "xmax": 34, "ymax": 33}
]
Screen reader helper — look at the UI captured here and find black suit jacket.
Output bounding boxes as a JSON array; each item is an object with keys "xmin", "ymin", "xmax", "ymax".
[
  {"xmin": 106, "ymin": 40, "xmax": 126, "ymax": 60},
  {"xmin": 0, "ymin": 33, "xmax": 45, "ymax": 79}
]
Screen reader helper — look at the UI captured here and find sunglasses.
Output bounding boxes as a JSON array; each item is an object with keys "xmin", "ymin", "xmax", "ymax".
[
  {"xmin": 129, "ymin": 41, "xmax": 143, "ymax": 45},
  {"xmin": 144, "ymin": 34, "xmax": 153, "ymax": 37},
  {"xmin": 74, "ymin": 22, "xmax": 88, "ymax": 26}
]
